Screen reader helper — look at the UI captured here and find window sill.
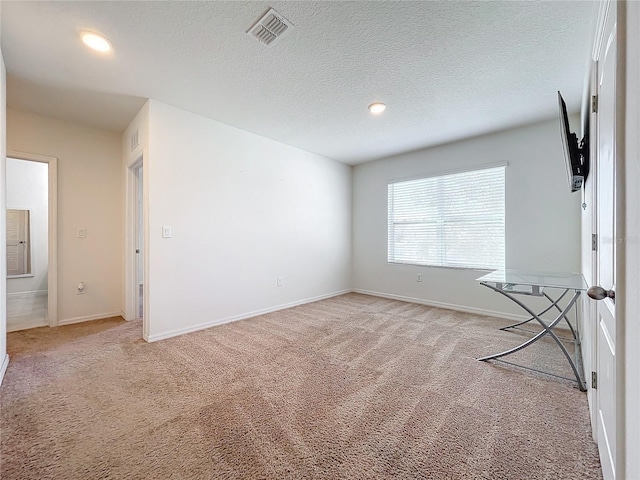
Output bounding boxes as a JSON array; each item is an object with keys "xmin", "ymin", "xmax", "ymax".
[{"xmin": 387, "ymin": 261, "xmax": 497, "ymax": 272}]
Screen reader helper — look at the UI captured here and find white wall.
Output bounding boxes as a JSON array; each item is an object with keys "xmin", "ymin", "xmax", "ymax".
[
  {"xmin": 7, "ymin": 109, "xmax": 123, "ymax": 324},
  {"xmin": 142, "ymin": 100, "xmax": 351, "ymax": 340},
  {"xmin": 353, "ymin": 118, "xmax": 582, "ymax": 318},
  {"xmin": 6, "ymin": 158, "xmax": 48, "ymax": 293}
]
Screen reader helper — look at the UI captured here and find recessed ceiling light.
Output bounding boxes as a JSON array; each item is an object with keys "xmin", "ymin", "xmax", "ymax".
[
  {"xmin": 368, "ymin": 102, "xmax": 386, "ymax": 115},
  {"xmin": 81, "ymin": 31, "xmax": 112, "ymax": 53}
]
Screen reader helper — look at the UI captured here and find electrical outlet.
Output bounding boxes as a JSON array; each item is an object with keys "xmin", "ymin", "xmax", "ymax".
[
  {"xmin": 277, "ymin": 277, "xmax": 283, "ymax": 287},
  {"xmin": 76, "ymin": 282, "xmax": 86, "ymax": 295},
  {"xmin": 417, "ymin": 273, "xmax": 422, "ymax": 282}
]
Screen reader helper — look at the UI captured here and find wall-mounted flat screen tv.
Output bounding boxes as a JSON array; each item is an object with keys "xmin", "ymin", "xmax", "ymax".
[{"xmin": 558, "ymin": 91, "xmax": 589, "ymax": 192}]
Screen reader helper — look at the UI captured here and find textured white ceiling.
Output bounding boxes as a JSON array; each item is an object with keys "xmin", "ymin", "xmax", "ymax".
[{"xmin": 1, "ymin": 1, "xmax": 594, "ymax": 164}]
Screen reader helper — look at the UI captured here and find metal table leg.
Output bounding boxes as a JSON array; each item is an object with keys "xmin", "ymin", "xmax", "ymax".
[
  {"xmin": 500, "ymin": 289, "xmax": 577, "ymax": 340},
  {"xmin": 478, "ymin": 282, "xmax": 586, "ymax": 391}
]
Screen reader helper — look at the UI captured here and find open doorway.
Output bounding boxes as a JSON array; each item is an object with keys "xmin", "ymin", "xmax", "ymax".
[
  {"xmin": 135, "ymin": 164, "xmax": 143, "ymax": 320},
  {"xmin": 125, "ymin": 154, "xmax": 146, "ymax": 337},
  {"xmin": 5, "ymin": 152, "xmax": 58, "ymax": 331}
]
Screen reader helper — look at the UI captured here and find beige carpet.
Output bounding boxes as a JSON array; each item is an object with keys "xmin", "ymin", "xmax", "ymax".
[{"xmin": 0, "ymin": 293, "xmax": 601, "ymax": 479}]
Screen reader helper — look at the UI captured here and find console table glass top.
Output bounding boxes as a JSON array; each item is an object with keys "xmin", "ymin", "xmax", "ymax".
[{"xmin": 477, "ymin": 269, "xmax": 587, "ymax": 291}]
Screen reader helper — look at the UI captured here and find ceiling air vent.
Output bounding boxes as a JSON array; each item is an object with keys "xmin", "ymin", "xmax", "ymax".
[{"xmin": 247, "ymin": 8, "xmax": 293, "ymax": 47}]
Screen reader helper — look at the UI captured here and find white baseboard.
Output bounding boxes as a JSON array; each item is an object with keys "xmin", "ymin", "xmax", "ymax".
[
  {"xmin": 351, "ymin": 289, "xmax": 528, "ymax": 322},
  {"xmin": 58, "ymin": 312, "xmax": 123, "ymax": 326},
  {"xmin": 144, "ymin": 287, "xmax": 527, "ymax": 343},
  {"xmin": 0, "ymin": 354, "xmax": 9, "ymax": 386},
  {"xmin": 122, "ymin": 310, "xmax": 141, "ymax": 322},
  {"xmin": 146, "ymin": 289, "xmax": 351, "ymax": 342}
]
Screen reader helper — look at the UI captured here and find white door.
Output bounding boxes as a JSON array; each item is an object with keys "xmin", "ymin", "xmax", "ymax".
[{"xmin": 592, "ymin": 3, "xmax": 617, "ymax": 479}]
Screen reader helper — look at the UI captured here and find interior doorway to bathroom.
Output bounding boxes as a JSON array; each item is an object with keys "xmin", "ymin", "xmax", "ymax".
[{"xmin": 6, "ymin": 153, "xmax": 58, "ymax": 331}]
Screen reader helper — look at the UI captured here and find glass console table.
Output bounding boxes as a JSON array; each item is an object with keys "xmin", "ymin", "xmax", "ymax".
[{"xmin": 476, "ymin": 269, "xmax": 587, "ymax": 391}]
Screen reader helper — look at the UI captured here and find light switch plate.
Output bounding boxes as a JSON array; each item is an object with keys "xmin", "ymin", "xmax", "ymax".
[
  {"xmin": 77, "ymin": 228, "xmax": 86, "ymax": 238},
  {"xmin": 162, "ymin": 226, "xmax": 172, "ymax": 238}
]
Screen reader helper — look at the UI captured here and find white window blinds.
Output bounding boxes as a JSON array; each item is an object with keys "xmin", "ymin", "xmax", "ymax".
[{"xmin": 388, "ymin": 166, "xmax": 505, "ymax": 270}]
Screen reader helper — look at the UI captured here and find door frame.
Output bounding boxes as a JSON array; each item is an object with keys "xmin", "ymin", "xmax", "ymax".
[
  {"xmin": 6, "ymin": 150, "xmax": 58, "ymax": 327},
  {"xmin": 583, "ymin": 58, "xmax": 600, "ymax": 442},
  {"xmin": 124, "ymin": 150, "xmax": 148, "ymax": 339}
]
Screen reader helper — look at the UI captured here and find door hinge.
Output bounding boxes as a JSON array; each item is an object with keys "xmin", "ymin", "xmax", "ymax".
[
  {"xmin": 592, "ymin": 371, "xmax": 598, "ymax": 389},
  {"xmin": 591, "ymin": 95, "xmax": 598, "ymax": 113},
  {"xmin": 592, "ymin": 234, "xmax": 598, "ymax": 251}
]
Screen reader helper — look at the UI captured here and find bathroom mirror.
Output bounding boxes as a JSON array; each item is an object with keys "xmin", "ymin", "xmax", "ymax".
[{"xmin": 7, "ymin": 209, "xmax": 32, "ymax": 277}]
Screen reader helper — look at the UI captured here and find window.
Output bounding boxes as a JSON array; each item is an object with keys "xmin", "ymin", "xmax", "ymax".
[{"xmin": 388, "ymin": 166, "xmax": 505, "ymax": 270}]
